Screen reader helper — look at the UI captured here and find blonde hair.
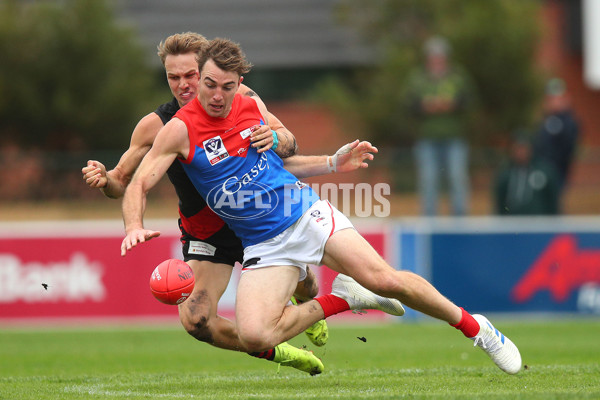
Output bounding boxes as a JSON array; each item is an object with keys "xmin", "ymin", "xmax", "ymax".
[
  {"xmin": 197, "ymin": 37, "xmax": 253, "ymax": 76},
  {"xmin": 157, "ymin": 32, "xmax": 208, "ymax": 65}
]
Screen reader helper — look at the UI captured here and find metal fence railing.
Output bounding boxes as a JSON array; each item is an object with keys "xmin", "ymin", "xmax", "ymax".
[{"xmin": 1, "ymin": 146, "xmax": 599, "ymax": 213}]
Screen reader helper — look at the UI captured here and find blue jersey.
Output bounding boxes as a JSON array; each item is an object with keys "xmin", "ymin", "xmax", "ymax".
[{"xmin": 174, "ymin": 94, "xmax": 318, "ymax": 247}]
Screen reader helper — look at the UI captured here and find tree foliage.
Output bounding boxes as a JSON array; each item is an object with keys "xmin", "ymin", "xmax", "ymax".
[
  {"xmin": 322, "ymin": 0, "xmax": 543, "ymax": 146},
  {"xmin": 0, "ymin": 0, "xmax": 162, "ymax": 150}
]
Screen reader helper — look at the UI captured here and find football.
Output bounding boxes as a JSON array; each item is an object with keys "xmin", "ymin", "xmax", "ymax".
[{"xmin": 149, "ymin": 259, "xmax": 195, "ymax": 305}]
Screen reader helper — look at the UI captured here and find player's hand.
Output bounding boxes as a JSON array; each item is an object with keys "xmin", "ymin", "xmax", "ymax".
[
  {"xmin": 121, "ymin": 228, "xmax": 161, "ymax": 256},
  {"xmin": 250, "ymin": 125, "xmax": 275, "ymax": 153},
  {"xmin": 82, "ymin": 160, "xmax": 108, "ymax": 188},
  {"xmin": 333, "ymin": 140, "xmax": 378, "ymax": 173}
]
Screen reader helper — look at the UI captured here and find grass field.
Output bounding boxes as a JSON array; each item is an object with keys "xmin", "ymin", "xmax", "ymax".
[{"xmin": 1, "ymin": 319, "xmax": 599, "ymax": 399}]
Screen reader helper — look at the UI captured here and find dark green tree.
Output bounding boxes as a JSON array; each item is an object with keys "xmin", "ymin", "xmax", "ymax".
[{"xmin": 0, "ymin": 0, "xmax": 162, "ymax": 150}]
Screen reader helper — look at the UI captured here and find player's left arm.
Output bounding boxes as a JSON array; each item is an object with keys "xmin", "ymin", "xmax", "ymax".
[
  {"xmin": 283, "ymin": 140, "xmax": 378, "ymax": 179},
  {"xmin": 239, "ymin": 84, "xmax": 297, "ymax": 158}
]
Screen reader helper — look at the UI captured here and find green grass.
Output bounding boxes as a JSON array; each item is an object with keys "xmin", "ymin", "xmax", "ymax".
[{"xmin": 1, "ymin": 319, "xmax": 599, "ymax": 399}]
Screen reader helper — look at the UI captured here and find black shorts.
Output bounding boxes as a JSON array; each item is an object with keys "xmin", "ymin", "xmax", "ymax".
[{"xmin": 178, "ymin": 219, "xmax": 244, "ymax": 266}]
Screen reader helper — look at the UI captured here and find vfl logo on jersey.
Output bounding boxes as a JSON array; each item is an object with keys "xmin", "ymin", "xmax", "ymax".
[{"xmin": 203, "ymin": 136, "xmax": 229, "ymax": 166}]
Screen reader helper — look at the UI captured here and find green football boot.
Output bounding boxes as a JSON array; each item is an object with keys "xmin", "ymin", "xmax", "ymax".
[{"xmin": 273, "ymin": 342, "xmax": 324, "ymax": 375}]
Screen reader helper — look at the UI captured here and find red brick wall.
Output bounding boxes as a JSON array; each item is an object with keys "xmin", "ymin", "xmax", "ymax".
[{"xmin": 539, "ymin": 0, "xmax": 600, "ymax": 147}]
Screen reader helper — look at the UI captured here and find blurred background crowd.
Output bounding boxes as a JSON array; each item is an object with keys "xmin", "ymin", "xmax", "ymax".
[{"xmin": 1, "ymin": 0, "xmax": 598, "ymax": 218}]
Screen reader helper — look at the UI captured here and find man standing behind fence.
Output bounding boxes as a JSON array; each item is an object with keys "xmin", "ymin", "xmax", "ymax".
[{"xmin": 405, "ymin": 35, "xmax": 475, "ymax": 216}]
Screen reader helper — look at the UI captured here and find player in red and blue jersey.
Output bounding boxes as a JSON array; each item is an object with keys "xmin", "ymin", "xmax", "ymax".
[
  {"xmin": 121, "ymin": 37, "xmax": 522, "ymax": 376},
  {"xmin": 175, "ymin": 92, "xmax": 318, "ymax": 247},
  {"xmin": 83, "ymin": 32, "xmax": 377, "ymax": 375},
  {"xmin": 83, "ymin": 32, "xmax": 328, "ymax": 375}
]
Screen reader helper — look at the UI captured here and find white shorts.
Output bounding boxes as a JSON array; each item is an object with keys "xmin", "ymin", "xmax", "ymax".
[{"xmin": 242, "ymin": 200, "xmax": 354, "ymax": 281}]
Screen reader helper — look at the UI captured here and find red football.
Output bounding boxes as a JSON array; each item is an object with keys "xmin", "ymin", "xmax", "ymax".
[{"xmin": 149, "ymin": 259, "xmax": 195, "ymax": 305}]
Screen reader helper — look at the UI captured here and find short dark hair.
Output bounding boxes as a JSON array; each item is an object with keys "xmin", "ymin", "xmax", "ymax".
[{"xmin": 197, "ymin": 38, "xmax": 252, "ymax": 76}]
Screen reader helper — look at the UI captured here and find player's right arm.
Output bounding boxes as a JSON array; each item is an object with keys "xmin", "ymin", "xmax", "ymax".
[
  {"xmin": 283, "ymin": 140, "xmax": 378, "ymax": 178},
  {"xmin": 82, "ymin": 112, "xmax": 164, "ymax": 199},
  {"xmin": 121, "ymin": 118, "xmax": 189, "ymax": 256},
  {"xmin": 239, "ymin": 84, "xmax": 298, "ymax": 158}
]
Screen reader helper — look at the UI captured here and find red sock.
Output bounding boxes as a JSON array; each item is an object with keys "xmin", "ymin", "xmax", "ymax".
[
  {"xmin": 248, "ymin": 348, "xmax": 275, "ymax": 360},
  {"xmin": 314, "ymin": 294, "xmax": 350, "ymax": 318},
  {"xmin": 450, "ymin": 307, "xmax": 480, "ymax": 338}
]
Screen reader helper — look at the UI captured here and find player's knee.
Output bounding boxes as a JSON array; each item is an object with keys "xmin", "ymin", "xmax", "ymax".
[
  {"xmin": 237, "ymin": 326, "xmax": 273, "ymax": 352},
  {"xmin": 303, "ymin": 276, "xmax": 319, "ymax": 299},
  {"xmin": 299, "ymin": 277, "xmax": 319, "ymax": 300},
  {"xmin": 293, "ymin": 269, "xmax": 319, "ymax": 301},
  {"xmin": 179, "ymin": 290, "xmax": 215, "ymax": 344},
  {"xmin": 240, "ymin": 335, "xmax": 272, "ymax": 353}
]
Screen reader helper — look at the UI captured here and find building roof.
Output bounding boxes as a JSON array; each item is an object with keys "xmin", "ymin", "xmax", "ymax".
[{"xmin": 114, "ymin": 0, "xmax": 374, "ymax": 68}]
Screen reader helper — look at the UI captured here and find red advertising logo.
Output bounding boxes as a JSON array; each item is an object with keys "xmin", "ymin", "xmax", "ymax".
[{"xmin": 511, "ymin": 235, "xmax": 600, "ymax": 303}]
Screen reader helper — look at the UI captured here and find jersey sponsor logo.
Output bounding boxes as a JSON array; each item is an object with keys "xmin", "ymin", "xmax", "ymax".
[
  {"xmin": 203, "ymin": 136, "xmax": 229, "ymax": 165},
  {"xmin": 222, "ymin": 152, "xmax": 269, "ymax": 195},
  {"xmin": 206, "ymin": 152, "xmax": 278, "ymax": 220}
]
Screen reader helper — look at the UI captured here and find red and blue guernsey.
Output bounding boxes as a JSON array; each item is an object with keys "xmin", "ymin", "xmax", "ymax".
[{"xmin": 174, "ymin": 94, "xmax": 317, "ymax": 247}]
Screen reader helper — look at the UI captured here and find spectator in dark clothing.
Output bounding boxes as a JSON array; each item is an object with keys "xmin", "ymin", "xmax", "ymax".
[
  {"xmin": 533, "ymin": 78, "xmax": 579, "ymax": 194},
  {"xmin": 494, "ymin": 133, "xmax": 561, "ymax": 216}
]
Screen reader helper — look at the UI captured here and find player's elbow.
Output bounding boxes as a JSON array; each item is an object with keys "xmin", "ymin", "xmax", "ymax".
[
  {"xmin": 126, "ymin": 178, "xmax": 149, "ymax": 197},
  {"xmin": 181, "ymin": 314, "xmax": 214, "ymax": 344},
  {"xmin": 276, "ymin": 135, "xmax": 298, "ymax": 159},
  {"xmin": 101, "ymin": 189, "xmax": 120, "ymax": 200}
]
